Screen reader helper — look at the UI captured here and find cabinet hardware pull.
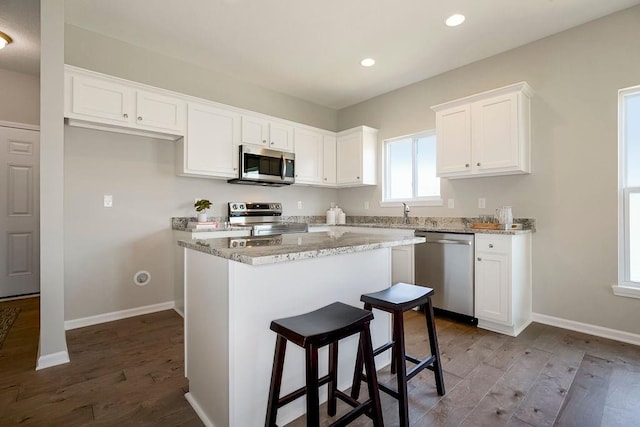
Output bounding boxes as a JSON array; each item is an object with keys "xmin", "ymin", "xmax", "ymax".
[
  {"xmin": 465, "ymin": 163, "xmax": 469, "ymax": 167},
  {"xmin": 270, "ymin": 142, "xmax": 274, "ymax": 145},
  {"xmin": 477, "ymin": 257, "xmax": 482, "ymax": 261},
  {"xmin": 138, "ymin": 116, "xmax": 143, "ymax": 121},
  {"xmin": 262, "ymin": 139, "xmax": 267, "ymax": 143},
  {"xmin": 357, "ymin": 176, "xmax": 360, "ymax": 180},
  {"xmin": 477, "ymin": 162, "xmax": 481, "ymax": 166},
  {"xmin": 324, "ymin": 178, "xmax": 327, "ymax": 181},
  {"xmin": 123, "ymin": 113, "xmax": 128, "ymax": 118},
  {"xmin": 489, "ymin": 244, "xmax": 494, "ymax": 248}
]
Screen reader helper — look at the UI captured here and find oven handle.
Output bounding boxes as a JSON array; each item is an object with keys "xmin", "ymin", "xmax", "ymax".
[{"xmin": 280, "ymin": 154, "xmax": 286, "ymax": 180}]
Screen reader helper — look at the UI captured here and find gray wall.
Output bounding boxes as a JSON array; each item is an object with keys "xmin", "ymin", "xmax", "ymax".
[
  {"xmin": 64, "ymin": 24, "xmax": 337, "ymax": 131},
  {"xmin": 0, "ymin": 68, "xmax": 39, "ymax": 125},
  {"xmin": 337, "ymin": 6, "xmax": 640, "ymax": 334},
  {"xmin": 63, "ymin": 25, "xmax": 340, "ymax": 320}
]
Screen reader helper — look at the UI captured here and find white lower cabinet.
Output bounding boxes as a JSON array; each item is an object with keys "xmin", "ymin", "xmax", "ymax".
[
  {"xmin": 474, "ymin": 233, "xmax": 531, "ymax": 336},
  {"xmin": 391, "ymin": 244, "xmax": 414, "ymax": 285}
]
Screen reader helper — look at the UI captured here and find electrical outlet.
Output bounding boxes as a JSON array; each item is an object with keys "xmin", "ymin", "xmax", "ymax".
[
  {"xmin": 447, "ymin": 198, "xmax": 454, "ymax": 209},
  {"xmin": 478, "ymin": 198, "xmax": 486, "ymax": 209},
  {"xmin": 104, "ymin": 195, "xmax": 113, "ymax": 208},
  {"xmin": 364, "ymin": 201, "xmax": 370, "ymax": 210},
  {"xmin": 297, "ymin": 201, "xmax": 303, "ymax": 209}
]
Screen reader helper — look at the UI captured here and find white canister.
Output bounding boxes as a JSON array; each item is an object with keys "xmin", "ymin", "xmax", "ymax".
[
  {"xmin": 326, "ymin": 209, "xmax": 336, "ymax": 225},
  {"xmin": 337, "ymin": 211, "xmax": 346, "ymax": 225}
]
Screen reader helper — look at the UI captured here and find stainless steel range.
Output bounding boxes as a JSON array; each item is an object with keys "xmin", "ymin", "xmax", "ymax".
[{"xmin": 228, "ymin": 202, "xmax": 308, "ymax": 236}]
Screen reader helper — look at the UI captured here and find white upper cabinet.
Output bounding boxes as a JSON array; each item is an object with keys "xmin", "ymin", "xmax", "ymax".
[
  {"xmin": 177, "ymin": 102, "xmax": 240, "ymax": 178},
  {"xmin": 322, "ymin": 135, "xmax": 337, "ymax": 185},
  {"xmin": 136, "ymin": 90, "xmax": 186, "ymax": 133},
  {"xmin": 241, "ymin": 115, "xmax": 293, "ymax": 151},
  {"xmin": 294, "ymin": 127, "xmax": 324, "ymax": 184},
  {"xmin": 432, "ymin": 82, "xmax": 533, "ymax": 179},
  {"xmin": 65, "ymin": 66, "xmax": 186, "ymax": 139},
  {"xmin": 336, "ymin": 126, "xmax": 377, "ymax": 186}
]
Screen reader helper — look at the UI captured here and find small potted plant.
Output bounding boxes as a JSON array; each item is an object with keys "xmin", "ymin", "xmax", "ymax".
[{"xmin": 194, "ymin": 199, "xmax": 212, "ymax": 223}]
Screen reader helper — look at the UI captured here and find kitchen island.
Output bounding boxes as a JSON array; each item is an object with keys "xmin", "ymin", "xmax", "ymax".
[{"xmin": 178, "ymin": 230, "xmax": 424, "ymax": 427}]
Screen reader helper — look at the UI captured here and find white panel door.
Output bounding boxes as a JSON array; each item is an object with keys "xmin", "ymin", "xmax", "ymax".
[
  {"xmin": 70, "ymin": 75, "xmax": 134, "ymax": 124},
  {"xmin": 336, "ymin": 132, "xmax": 362, "ymax": 184},
  {"xmin": 0, "ymin": 126, "xmax": 40, "ymax": 297},
  {"xmin": 136, "ymin": 90, "xmax": 186, "ymax": 133},
  {"xmin": 293, "ymin": 128, "xmax": 323, "ymax": 184},
  {"xmin": 322, "ymin": 135, "xmax": 337, "ymax": 185},
  {"xmin": 186, "ymin": 103, "xmax": 240, "ymax": 177},
  {"xmin": 435, "ymin": 105, "xmax": 472, "ymax": 176},
  {"xmin": 241, "ymin": 115, "xmax": 269, "ymax": 146},
  {"xmin": 269, "ymin": 122, "xmax": 293, "ymax": 151},
  {"xmin": 475, "ymin": 252, "xmax": 510, "ymax": 324},
  {"xmin": 472, "ymin": 93, "xmax": 519, "ymax": 173}
]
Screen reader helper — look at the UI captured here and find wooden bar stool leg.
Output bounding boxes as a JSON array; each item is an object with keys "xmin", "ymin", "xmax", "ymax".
[
  {"xmin": 393, "ymin": 309, "xmax": 409, "ymax": 427},
  {"xmin": 361, "ymin": 324, "xmax": 384, "ymax": 427},
  {"xmin": 424, "ymin": 300, "xmax": 445, "ymax": 395},
  {"xmin": 265, "ymin": 335, "xmax": 287, "ymax": 427},
  {"xmin": 305, "ymin": 344, "xmax": 321, "ymax": 427},
  {"xmin": 328, "ymin": 341, "xmax": 338, "ymax": 416},
  {"xmin": 349, "ymin": 334, "xmax": 364, "ymax": 400}
]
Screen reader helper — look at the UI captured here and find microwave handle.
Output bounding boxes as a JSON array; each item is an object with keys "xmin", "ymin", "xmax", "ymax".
[{"xmin": 280, "ymin": 154, "xmax": 286, "ymax": 180}]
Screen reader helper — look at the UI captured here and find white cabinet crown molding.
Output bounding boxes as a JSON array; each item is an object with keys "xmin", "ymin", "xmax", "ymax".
[{"xmin": 431, "ymin": 82, "xmax": 534, "ymax": 112}]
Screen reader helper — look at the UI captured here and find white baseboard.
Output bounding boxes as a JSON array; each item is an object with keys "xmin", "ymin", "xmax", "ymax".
[
  {"xmin": 174, "ymin": 306, "xmax": 185, "ymax": 318},
  {"xmin": 64, "ymin": 301, "xmax": 176, "ymax": 330},
  {"xmin": 532, "ymin": 312, "xmax": 640, "ymax": 347},
  {"xmin": 185, "ymin": 392, "xmax": 215, "ymax": 427},
  {"xmin": 36, "ymin": 350, "xmax": 70, "ymax": 370}
]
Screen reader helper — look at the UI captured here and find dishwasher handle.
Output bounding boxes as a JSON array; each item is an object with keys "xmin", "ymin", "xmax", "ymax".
[{"xmin": 424, "ymin": 238, "xmax": 472, "ymax": 246}]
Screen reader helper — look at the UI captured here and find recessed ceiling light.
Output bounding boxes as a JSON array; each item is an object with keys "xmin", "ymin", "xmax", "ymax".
[
  {"xmin": 360, "ymin": 58, "xmax": 375, "ymax": 67},
  {"xmin": 0, "ymin": 31, "xmax": 12, "ymax": 49},
  {"xmin": 445, "ymin": 14, "xmax": 466, "ymax": 27}
]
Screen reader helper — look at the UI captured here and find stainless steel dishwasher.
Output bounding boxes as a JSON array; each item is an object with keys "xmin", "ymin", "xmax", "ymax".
[{"xmin": 414, "ymin": 231, "xmax": 476, "ymax": 323}]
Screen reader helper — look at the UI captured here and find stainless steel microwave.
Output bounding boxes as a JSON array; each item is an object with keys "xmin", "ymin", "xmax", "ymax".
[{"xmin": 227, "ymin": 144, "xmax": 295, "ymax": 186}]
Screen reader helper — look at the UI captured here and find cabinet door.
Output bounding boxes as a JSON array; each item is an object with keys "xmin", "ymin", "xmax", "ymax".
[
  {"xmin": 70, "ymin": 75, "xmax": 134, "ymax": 125},
  {"xmin": 269, "ymin": 122, "xmax": 293, "ymax": 151},
  {"xmin": 392, "ymin": 245, "xmax": 414, "ymax": 285},
  {"xmin": 472, "ymin": 93, "xmax": 519, "ymax": 173},
  {"xmin": 136, "ymin": 90, "xmax": 186, "ymax": 133},
  {"xmin": 241, "ymin": 115, "xmax": 268, "ymax": 146},
  {"xmin": 336, "ymin": 132, "xmax": 362, "ymax": 184},
  {"xmin": 294, "ymin": 128, "xmax": 323, "ymax": 184},
  {"xmin": 322, "ymin": 135, "xmax": 337, "ymax": 185},
  {"xmin": 435, "ymin": 104, "xmax": 472, "ymax": 176},
  {"xmin": 475, "ymin": 252, "xmax": 510, "ymax": 324},
  {"xmin": 185, "ymin": 103, "xmax": 240, "ymax": 177}
]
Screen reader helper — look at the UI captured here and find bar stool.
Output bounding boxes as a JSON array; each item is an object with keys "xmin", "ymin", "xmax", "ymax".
[
  {"xmin": 265, "ymin": 302, "xmax": 384, "ymax": 427},
  {"xmin": 351, "ymin": 283, "xmax": 445, "ymax": 427}
]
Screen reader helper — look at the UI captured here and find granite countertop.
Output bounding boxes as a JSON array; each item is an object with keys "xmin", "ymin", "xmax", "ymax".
[
  {"xmin": 313, "ymin": 223, "xmax": 533, "ymax": 235},
  {"xmin": 178, "ymin": 231, "xmax": 426, "ymax": 266}
]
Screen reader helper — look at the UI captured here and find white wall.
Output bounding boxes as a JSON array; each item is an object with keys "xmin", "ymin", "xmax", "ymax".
[
  {"xmin": 0, "ymin": 68, "xmax": 39, "ymax": 125},
  {"xmin": 337, "ymin": 6, "xmax": 640, "ymax": 334}
]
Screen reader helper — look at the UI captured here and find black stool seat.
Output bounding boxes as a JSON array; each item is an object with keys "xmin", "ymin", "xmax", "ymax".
[
  {"xmin": 266, "ymin": 302, "xmax": 384, "ymax": 427},
  {"xmin": 352, "ymin": 283, "xmax": 445, "ymax": 427},
  {"xmin": 360, "ymin": 282, "xmax": 434, "ymax": 310}
]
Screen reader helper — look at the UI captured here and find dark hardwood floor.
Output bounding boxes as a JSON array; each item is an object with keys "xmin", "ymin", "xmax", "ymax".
[{"xmin": 1, "ymin": 297, "xmax": 639, "ymax": 426}]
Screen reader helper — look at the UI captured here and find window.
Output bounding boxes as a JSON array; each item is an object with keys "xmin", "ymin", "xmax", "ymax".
[
  {"xmin": 616, "ymin": 86, "xmax": 640, "ymax": 296},
  {"xmin": 382, "ymin": 131, "xmax": 441, "ymax": 205}
]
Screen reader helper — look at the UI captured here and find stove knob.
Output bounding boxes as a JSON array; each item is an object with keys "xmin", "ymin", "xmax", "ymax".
[
  {"xmin": 232, "ymin": 204, "xmax": 237, "ymax": 210},
  {"xmin": 240, "ymin": 204, "xmax": 245, "ymax": 210},
  {"xmin": 276, "ymin": 204, "xmax": 281, "ymax": 209},
  {"xmin": 232, "ymin": 241, "xmax": 237, "ymax": 248}
]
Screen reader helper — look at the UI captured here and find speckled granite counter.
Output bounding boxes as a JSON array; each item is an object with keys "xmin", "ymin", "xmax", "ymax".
[
  {"xmin": 178, "ymin": 230, "xmax": 424, "ymax": 266},
  {"xmin": 318, "ymin": 223, "xmax": 534, "ymax": 236}
]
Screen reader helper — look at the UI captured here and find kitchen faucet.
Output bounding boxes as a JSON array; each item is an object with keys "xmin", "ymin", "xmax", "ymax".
[{"xmin": 402, "ymin": 203, "xmax": 410, "ymax": 224}]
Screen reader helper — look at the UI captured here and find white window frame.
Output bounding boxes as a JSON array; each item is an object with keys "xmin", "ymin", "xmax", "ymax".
[
  {"xmin": 614, "ymin": 85, "xmax": 640, "ymax": 298},
  {"xmin": 380, "ymin": 130, "xmax": 442, "ymax": 207}
]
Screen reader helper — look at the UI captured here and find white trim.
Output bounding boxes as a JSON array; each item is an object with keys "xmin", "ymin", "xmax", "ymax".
[
  {"xmin": 532, "ymin": 312, "xmax": 640, "ymax": 347},
  {"xmin": 0, "ymin": 293, "xmax": 39, "ymax": 302},
  {"xmin": 379, "ymin": 198, "xmax": 443, "ymax": 208},
  {"xmin": 64, "ymin": 301, "xmax": 175, "ymax": 330},
  {"xmin": 36, "ymin": 350, "xmax": 70, "ymax": 370},
  {"xmin": 612, "ymin": 285, "xmax": 640, "ymax": 299},
  {"xmin": 174, "ymin": 306, "xmax": 185, "ymax": 318},
  {"xmin": 0, "ymin": 120, "xmax": 40, "ymax": 131},
  {"xmin": 184, "ymin": 392, "xmax": 216, "ymax": 427}
]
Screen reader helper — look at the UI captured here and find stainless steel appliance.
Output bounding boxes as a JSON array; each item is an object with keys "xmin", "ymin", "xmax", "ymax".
[
  {"xmin": 414, "ymin": 231, "xmax": 476, "ymax": 323},
  {"xmin": 227, "ymin": 144, "xmax": 295, "ymax": 186},
  {"xmin": 228, "ymin": 202, "xmax": 308, "ymax": 236}
]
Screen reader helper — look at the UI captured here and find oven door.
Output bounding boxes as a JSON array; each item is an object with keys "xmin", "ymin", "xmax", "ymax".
[{"xmin": 239, "ymin": 144, "xmax": 295, "ymax": 184}]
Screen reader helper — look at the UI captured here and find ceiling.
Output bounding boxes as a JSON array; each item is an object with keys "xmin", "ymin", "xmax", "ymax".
[{"xmin": 2, "ymin": 1, "xmax": 640, "ymax": 109}]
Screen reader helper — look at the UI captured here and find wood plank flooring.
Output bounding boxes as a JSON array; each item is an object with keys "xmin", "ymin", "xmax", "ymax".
[{"xmin": 2, "ymin": 297, "xmax": 639, "ymax": 426}]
